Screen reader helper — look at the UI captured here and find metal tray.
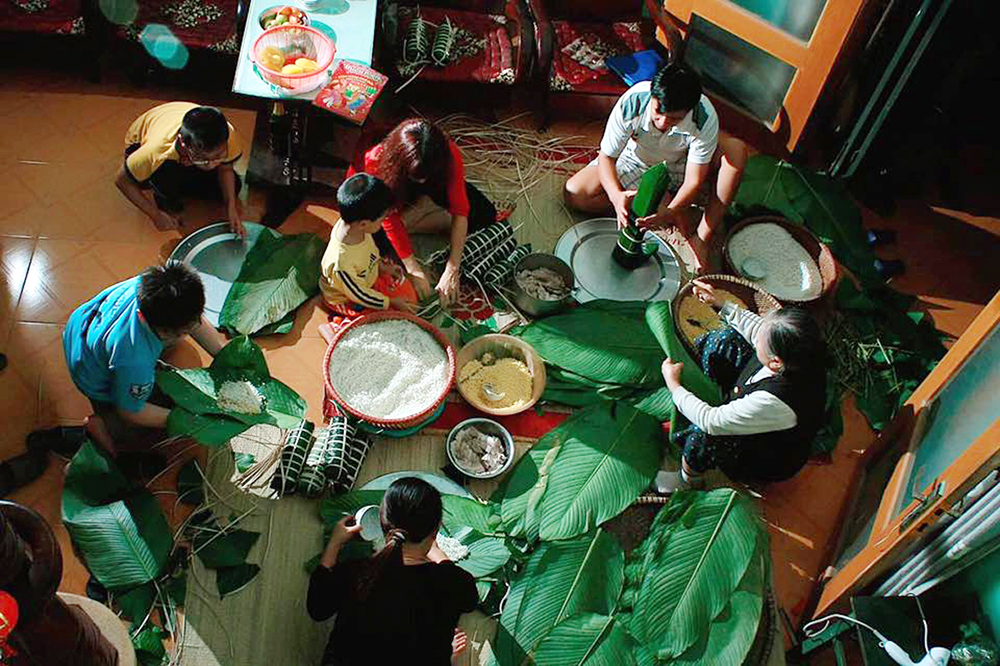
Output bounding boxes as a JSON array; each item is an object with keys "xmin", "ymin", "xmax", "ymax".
[
  {"xmin": 554, "ymin": 218, "xmax": 682, "ymax": 303},
  {"xmin": 168, "ymin": 222, "xmax": 280, "ymax": 327},
  {"xmin": 361, "ymin": 471, "xmax": 471, "ymax": 498}
]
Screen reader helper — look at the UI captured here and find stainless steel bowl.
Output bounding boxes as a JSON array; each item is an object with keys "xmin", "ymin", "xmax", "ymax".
[
  {"xmin": 511, "ymin": 253, "xmax": 575, "ymax": 318},
  {"xmin": 446, "ymin": 418, "xmax": 515, "ymax": 479}
]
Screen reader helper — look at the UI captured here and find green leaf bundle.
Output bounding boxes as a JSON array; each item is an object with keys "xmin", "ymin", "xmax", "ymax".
[{"xmin": 157, "ymin": 336, "xmax": 307, "ymax": 446}]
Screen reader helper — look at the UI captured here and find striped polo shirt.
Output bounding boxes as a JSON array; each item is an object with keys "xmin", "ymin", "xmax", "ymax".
[{"xmin": 598, "ymin": 81, "xmax": 719, "ymax": 189}]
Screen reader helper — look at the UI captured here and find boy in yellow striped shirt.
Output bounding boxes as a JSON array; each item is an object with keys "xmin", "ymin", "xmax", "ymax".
[{"xmin": 318, "ymin": 174, "xmax": 418, "ymax": 342}]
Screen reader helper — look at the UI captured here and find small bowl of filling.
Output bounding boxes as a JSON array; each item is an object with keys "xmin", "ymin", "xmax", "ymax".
[
  {"xmin": 446, "ymin": 418, "xmax": 515, "ymax": 479},
  {"xmin": 354, "ymin": 505, "xmax": 382, "ymax": 542},
  {"xmin": 455, "ymin": 334, "xmax": 545, "ymax": 416}
]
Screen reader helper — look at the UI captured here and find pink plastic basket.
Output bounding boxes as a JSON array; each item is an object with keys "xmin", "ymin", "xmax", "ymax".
[{"xmin": 252, "ymin": 25, "xmax": 336, "ymax": 93}]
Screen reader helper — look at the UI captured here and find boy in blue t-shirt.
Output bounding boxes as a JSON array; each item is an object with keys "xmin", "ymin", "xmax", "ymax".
[{"xmin": 56, "ymin": 264, "xmax": 224, "ymax": 456}]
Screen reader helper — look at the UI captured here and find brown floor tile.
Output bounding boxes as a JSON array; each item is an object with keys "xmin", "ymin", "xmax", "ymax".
[
  {"xmin": 15, "ymin": 239, "xmax": 165, "ymax": 323},
  {"xmin": 0, "ymin": 236, "xmax": 35, "ymax": 328},
  {"xmin": 0, "ymin": 164, "xmax": 42, "ymax": 225}
]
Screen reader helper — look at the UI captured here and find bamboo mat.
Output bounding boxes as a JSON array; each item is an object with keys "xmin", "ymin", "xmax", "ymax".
[{"xmin": 178, "ymin": 432, "xmax": 536, "ymax": 666}]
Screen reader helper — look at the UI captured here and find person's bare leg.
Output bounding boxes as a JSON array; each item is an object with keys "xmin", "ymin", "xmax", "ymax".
[
  {"xmin": 692, "ymin": 134, "xmax": 748, "ymax": 272},
  {"xmin": 84, "ymin": 414, "xmax": 118, "ymax": 457},
  {"xmin": 564, "ymin": 164, "xmax": 614, "ymax": 214}
]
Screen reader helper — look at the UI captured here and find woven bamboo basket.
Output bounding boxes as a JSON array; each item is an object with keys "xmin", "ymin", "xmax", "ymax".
[
  {"xmin": 672, "ymin": 274, "xmax": 782, "ymax": 359},
  {"xmin": 323, "ymin": 311, "xmax": 456, "ymax": 430},
  {"xmin": 722, "ymin": 215, "xmax": 838, "ymax": 304}
]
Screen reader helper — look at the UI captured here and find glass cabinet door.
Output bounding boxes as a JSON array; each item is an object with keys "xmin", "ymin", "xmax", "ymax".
[{"xmin": 662, "ymin": 0, "xmax": 866, "ymax": 150}]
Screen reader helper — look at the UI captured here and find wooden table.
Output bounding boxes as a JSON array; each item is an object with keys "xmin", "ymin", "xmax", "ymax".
[{"xmin": 231, "ymin": 0, "xmax": 381, "ymax": 225}]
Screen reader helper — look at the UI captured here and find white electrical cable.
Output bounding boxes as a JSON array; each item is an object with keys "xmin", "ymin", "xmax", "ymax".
[
  {"xmin": 802, "ymin": 613, "xmax": 891, "ymax": 645},
  {"xmin": 912, "ymin": 594, "xmax": 930, "ymax": 656}
]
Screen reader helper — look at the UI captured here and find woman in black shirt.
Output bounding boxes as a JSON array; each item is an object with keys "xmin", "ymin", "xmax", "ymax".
[{"xmin": 307, "ymin": 477, "xmax": 479, "ymax": 665}]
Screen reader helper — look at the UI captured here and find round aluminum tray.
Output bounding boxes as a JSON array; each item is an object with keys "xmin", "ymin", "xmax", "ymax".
[
  {"xmin": 554, "ymin": 218, "xmax": 682, "ymax": 303},
  {"xmin": 167, "ymin": 222, "xmax": 280, "ymax": 327}
]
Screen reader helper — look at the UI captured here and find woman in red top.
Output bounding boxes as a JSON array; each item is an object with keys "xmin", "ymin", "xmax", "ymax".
[{"xmin": 347, "ymin": 118, "xmax": 497, "ymax": 305}]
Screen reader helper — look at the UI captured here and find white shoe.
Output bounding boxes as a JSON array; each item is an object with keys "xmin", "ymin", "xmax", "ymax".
[{"xmin": 655, "ymin": 470, "xmax": 689, "ymax": 494}]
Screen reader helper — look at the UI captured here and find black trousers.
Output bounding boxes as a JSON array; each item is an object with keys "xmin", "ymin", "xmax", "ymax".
[
  {"xmin": 372, "ymin": 182, "xmax": 497, "ymax": 260},
  {"xmin": 124, "ymin": 144, "xmax": 242, "ymax": 212}
]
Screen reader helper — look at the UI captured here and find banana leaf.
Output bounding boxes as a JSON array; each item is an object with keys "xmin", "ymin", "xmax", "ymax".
[
  {"xmin": 115, "ymin": 582, "xmax": 157, "ymax": 624},
  {"xmin": 133, "ymin": 626, "xmax": 167, "ymax": 666},
  {"xmin": 529, "ymin": 614, "xmax": 637, "ymax": 666},
  {"xmin": 673, "ymin": 550, "xmax": 767, "ymax": 666},
  {"xmin": 316, "ymin": 490, "xmax": 511, "ymax": 581},
  {"xmin": 215, "ymin": 563, "xmax": 261, "ymax": 599},
  {"xmin": 495, "ymin": 530, "xmax": 623, "ymax": 666},
  {"xmin": 645, "ymin": 302, "xmax": 721, "ymax": 407},
  {"xmin": 218, "ymin": 231, "xmax": 326, "ymax": 336},
  {"xmin": 62, "ymin": 441, "xmax": 173, "ymax": 590},
  {"xmin": 497, "ymin": 403, "xmax": 660, "ymax": 542},
  {"xmin": 157, "ymin": 336, "xmax": 307, "ymax": 446},
  {"xmin": 621, "ymin": 489, "xmax": 766, "ymax": 660},
  {"xmin": 513, "ymin": 301, "xmax": 665, "ymax": 387}
]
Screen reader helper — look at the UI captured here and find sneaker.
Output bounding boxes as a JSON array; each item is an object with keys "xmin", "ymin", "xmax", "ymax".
[
  {"xmin": 866, "ymin": 229, "xmax": 897, "ymax": 247},
  {"xmin": 26, "ymin": 426, "xmax": 86, "ymax": 457},
  {"xmin": 874, "ymin": 258, "xmax": 905, "ymax": 280},
  {"xmin": 0, "ymin": 451, "xmax": 49, "ymax": 497}
]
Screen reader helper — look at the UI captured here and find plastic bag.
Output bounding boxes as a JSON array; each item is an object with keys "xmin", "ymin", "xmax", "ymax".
[{"xmin": 952, "ymin": 622, "xmax": 1000, "ymax": 666}]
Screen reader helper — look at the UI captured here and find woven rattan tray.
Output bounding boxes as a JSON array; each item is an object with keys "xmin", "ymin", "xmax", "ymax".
[
  {"xmin": 723, "ymin": 215, "xmax": 838, "ymax": 304},
  {"xmin": 672, "ymin": 274, "xmax": 782, "ymax": 359}
]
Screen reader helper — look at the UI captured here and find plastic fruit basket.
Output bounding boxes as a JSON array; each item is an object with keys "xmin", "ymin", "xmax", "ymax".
[
  {"xmin": 323, "ymin": 311, "xmax": 456, "ymax": 430},
  {"xmin": 252, "ymin": 24, "xmax": 335, "ymax": 94}
]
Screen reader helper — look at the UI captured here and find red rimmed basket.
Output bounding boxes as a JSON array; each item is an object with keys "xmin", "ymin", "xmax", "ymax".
[
  {"xmin": 723, "ymin": 215, "xmax": 838, "ymax": 305},
  {"xmin": 251, "ymin": 24, "xmax": 335, "ymax": 93},
  {"xmin": 322, "ymin": 311, "xmax": 456, "ymax": 430}
]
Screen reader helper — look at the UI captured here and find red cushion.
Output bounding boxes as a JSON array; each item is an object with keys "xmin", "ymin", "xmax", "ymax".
[
  {"xmin": 0, "ymin": 0, "xmax": 83, "ymax": 34},
  {"xmin": 116, "ymin": 0, "xmax": 240, "ymax": 52},
  {"xmin": 550, "ymin": 20, "xmax": 645, "ymax": 94},
  {"xmin": 395, "ymin": 6, "xmax": 518, "ymax": 85}
]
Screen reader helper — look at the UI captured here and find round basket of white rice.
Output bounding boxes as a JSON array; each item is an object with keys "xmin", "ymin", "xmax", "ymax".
[
  {"xmin": 723, "ymin": 216, "xmax": 837, "ymax": 303},
  {"xmin": 323, "ymin": 312, "xmax": 456, "ymax": 428}
]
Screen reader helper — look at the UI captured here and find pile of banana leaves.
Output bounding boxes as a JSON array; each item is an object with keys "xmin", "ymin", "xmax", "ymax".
[{"xmin": 314, "ymin": 403, "xmax": 771, "ymax": 666}]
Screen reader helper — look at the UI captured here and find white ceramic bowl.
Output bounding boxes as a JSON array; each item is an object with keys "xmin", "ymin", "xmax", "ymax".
[{"xmin": 354, "ymin": 505, "xmax": 382, "ymax": 542}]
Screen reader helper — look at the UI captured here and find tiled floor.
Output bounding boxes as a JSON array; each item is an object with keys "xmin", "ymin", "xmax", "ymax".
[{"xmin": 2, "ymin": 66, "xmax": 999, "ymax": 663}]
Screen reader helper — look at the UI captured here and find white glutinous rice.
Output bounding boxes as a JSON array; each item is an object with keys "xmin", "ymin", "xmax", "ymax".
[
  {"xmin": 217, "ymin": 380, "xmax": 264, "ymax": 414},
  {"xmin": 436, "ymin": 534, "xmax": 469, "ymax": 562},
  {"xmin": 327, "ymin": 320, "xmax": 449, "ymax": 420},
  {"xmin": 727, "ymin": 223, "xmax": 823, "ymax": 301}
]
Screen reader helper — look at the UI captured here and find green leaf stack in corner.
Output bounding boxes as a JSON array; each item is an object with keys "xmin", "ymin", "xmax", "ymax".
[
  {"xmin": 62, "ymin": 441, "xmax": 173, "ymax": 590},
  {"xmin": 495, "ymin": 488, "xmax": 768, "ymax": 666},
  {"xmin": 496, "ymin": 402, "xmax": 661, "ymax": 542},
  {"xmin": 156, "ymin": 336, "xmax": 307, "ymax": 446},
  {"xmin": 219, "ymin": 231, "xmax": 326, "ymax": 336}
]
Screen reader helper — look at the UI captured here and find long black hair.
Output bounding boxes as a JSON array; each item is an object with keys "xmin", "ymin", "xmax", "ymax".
[
  {"xmin": 763, "ymin": 308, "xmax": 828, "ymax": 375},
  {"xmin": 355, "ymin": 477, "xmax": 442, "ymax": 599}
]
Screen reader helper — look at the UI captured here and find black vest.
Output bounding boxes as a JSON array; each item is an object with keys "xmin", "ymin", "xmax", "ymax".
[{"xmin": 721, "ymin": 358, "xmax": 826, "ymax": 482}]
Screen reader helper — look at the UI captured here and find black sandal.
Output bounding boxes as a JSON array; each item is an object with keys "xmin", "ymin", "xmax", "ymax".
[{"xmin": 0, "ymin": 451, "xmax": 49, "ymax": 497}]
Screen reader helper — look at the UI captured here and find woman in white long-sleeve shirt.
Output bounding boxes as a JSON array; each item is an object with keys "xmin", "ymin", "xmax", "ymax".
[{"xmin": 657, "ymin": 280, "xmax": 827, "ymax": 491}]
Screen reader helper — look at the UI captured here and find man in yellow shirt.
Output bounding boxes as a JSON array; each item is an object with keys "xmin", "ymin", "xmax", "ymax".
[
  {"xmin": 318, "ymin": 174, "xmax": 419, "ymax": 342},
  {"xmin": 115, "ymin": 102, "xmax": 245, "ymax": 236}
]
